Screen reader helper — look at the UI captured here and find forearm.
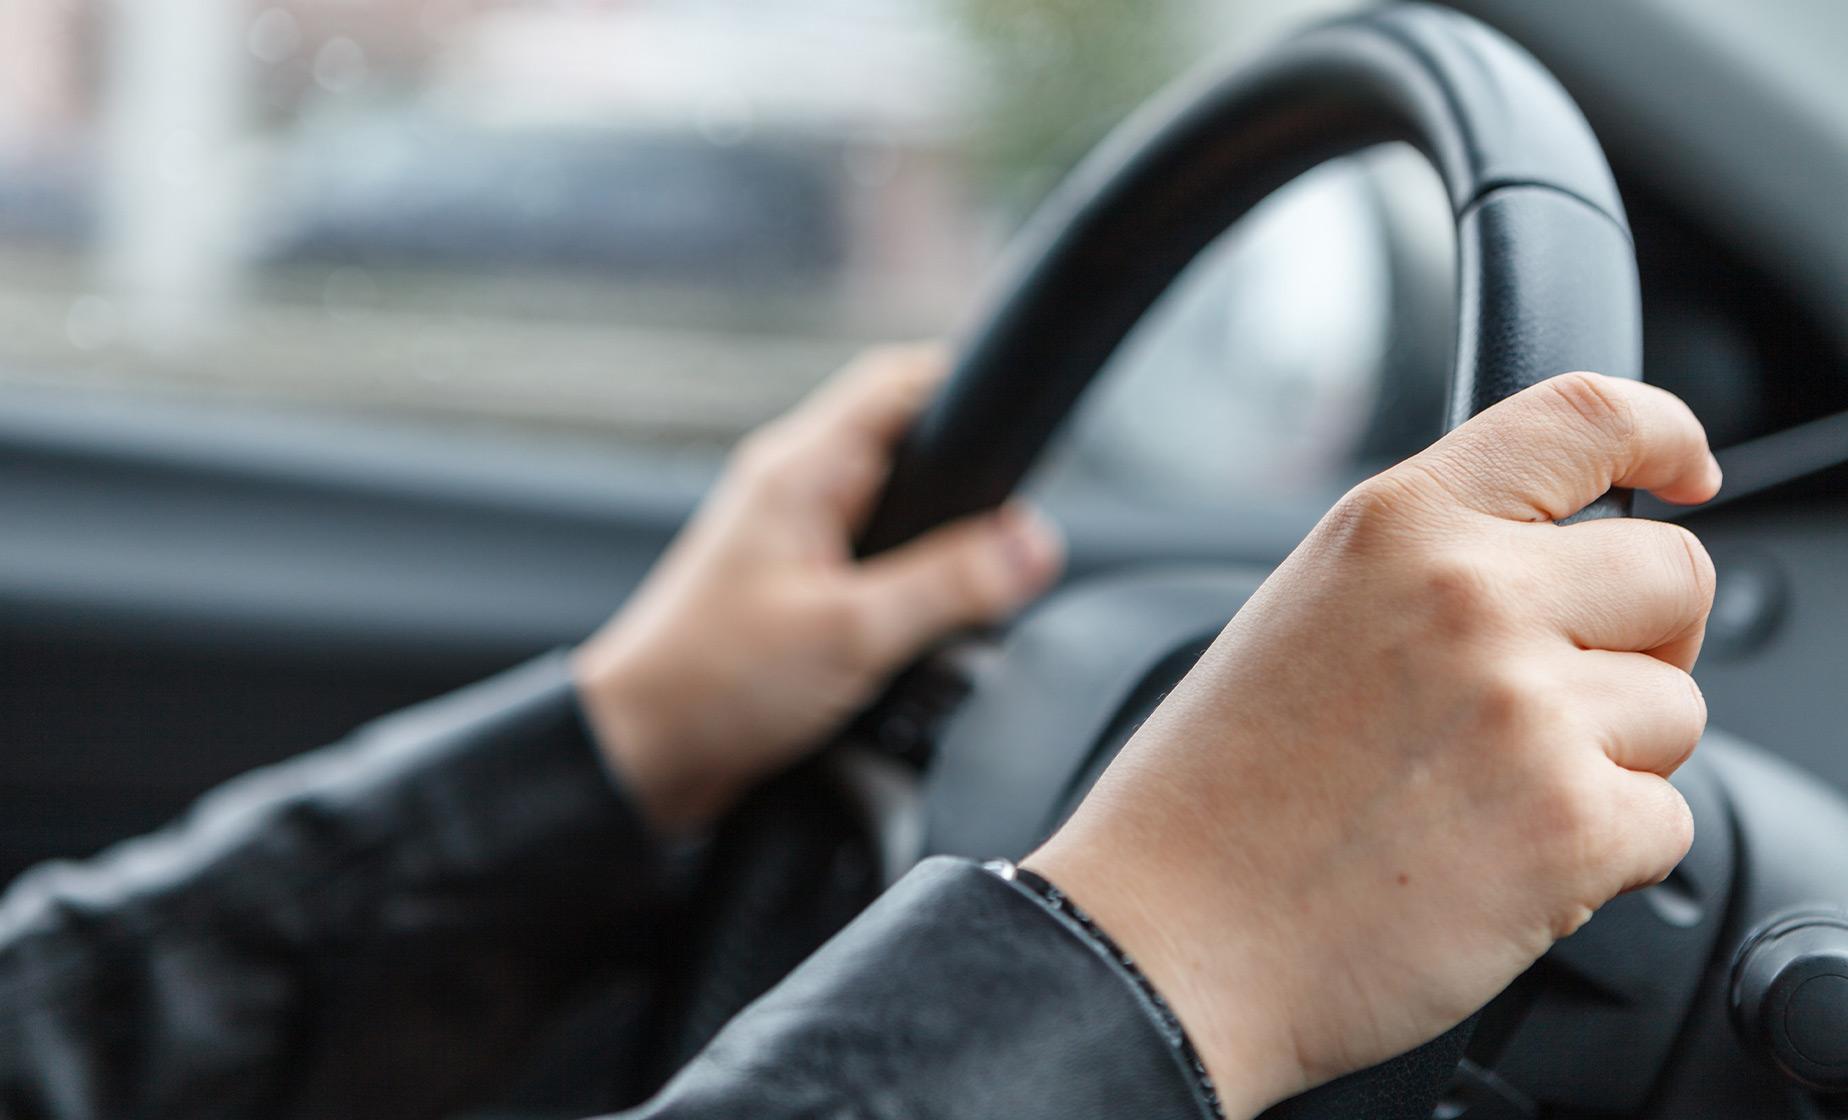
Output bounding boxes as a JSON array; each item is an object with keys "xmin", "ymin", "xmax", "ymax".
[
  {"xmin": 610, "ymin": 858, "xmax": 1219, "ymax": 1120},
  {"xmin": 0, "ymin": 653, "xmax": 689, "ymax": 1120}
]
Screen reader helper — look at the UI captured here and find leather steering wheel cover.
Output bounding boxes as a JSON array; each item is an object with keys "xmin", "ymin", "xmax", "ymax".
[
  {"xmin": 856, "ymin": 2, "xmax": 1639, "ymax": 555},
  {"xmin": 871, "ymin": 5, "xmax": 1645, "ymax": 1118}
]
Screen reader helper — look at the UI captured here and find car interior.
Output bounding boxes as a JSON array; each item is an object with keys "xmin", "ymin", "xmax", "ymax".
[{"xmin": 4, "ymin": 1, "xmax": 1848, "ymax": 1118}]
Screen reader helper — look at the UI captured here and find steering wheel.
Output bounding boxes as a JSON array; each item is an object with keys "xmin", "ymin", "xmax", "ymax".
[
  {"xmin": 653, "ymin": 6, "xmax": 1848, "ymax": 1117},
  {"xmin": 848, "ymin": 6, "xmax": 1642, "ymax": 1116},
  {"xmin": 855, "ymin": 3, "xmax": 1638, "ymax": 557}
]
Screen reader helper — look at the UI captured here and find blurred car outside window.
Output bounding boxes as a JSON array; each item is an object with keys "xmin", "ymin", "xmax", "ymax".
[{"xmin": 0, "ymin": 0, "xmax": 1396, "ymax": 506}]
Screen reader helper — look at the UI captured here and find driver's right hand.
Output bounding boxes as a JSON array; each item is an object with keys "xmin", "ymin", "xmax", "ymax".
[{"xmin": 1025, "ymin": 371, "xmax": 1722, "ymax": 1120}]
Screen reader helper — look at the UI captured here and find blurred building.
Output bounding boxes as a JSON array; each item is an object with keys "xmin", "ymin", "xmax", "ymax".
[{"xmin": 0, "ymin": 0, "xmax": 995, "ymax": 440}]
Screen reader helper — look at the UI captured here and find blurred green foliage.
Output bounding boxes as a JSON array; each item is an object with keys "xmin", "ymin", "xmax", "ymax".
[{"xmin": 949, "ymin": 0, "xmax": 1189, "ymax": 216}]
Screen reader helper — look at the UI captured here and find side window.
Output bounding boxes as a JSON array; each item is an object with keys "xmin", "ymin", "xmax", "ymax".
[
  {"xmin": 0, "ymin": 0, "xmax": 1400, "ymax": 491},
  {"xmin": 1042, "ymin": 145, "xmax": 1455, "ymax": 511}
]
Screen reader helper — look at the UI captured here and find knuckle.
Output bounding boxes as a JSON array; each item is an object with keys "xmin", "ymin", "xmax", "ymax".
[
  {"xmin": 1473, "ymin": 665, "xmax": 1548, "ymax": 738},
  {"xmin": 1548, "ymin": 900, "xmax": 1599, "ymax": 942},
  {"xmin": 949, "ymin": 538, "xmax": 1009, "ymax": 613},
  {"xmin": 729, "ymin": 425, "xmax": 802, "ymax": 495},
  {"xmin": 1530, "ymin": 765, "xmax": 1611, "ymax": 877},
  {"xmin": 1657, "ymin": 737, "xmax": 1700, "ymax": 780},
  {"xmin": 1668, "ymin": 524, "xmax": 1717, "ymax": 613},
  {"xmin": 818, "ymin": 442, "xmax": 882, "ymax": 506},
  {"xmin": 1543, "ymin": 371, "xmax": 1639, "ymax": 446},
  {"xmin": 1659, "ymin": 672, "xmax": 1708, "ymax": 772},
  {"xmin": 729, "ymin": 426, "xmax": 781, "ymax": 475},
  {"xmin": 1664, "ymin": 791, "xmax": 1697, "ymax": 864},
  {"xmin": 859, "ymin": 342, "xmax": 914, "ymax": 369},
  {"xmin": 1320, "ymin": 474, "xmax": 1421, "ymax": 553},
  {"xmin": 1623, "ymin": 522, "xmax": 1716, "ymax": 641},
  {"xmin": 851, "ymin": 342, "xmax": 937, "ymax": 388},
  {"xmin": 1418, "ymin": 550, "xmax": 1507, "ymax": 641},
  {"xmin": 1424, "ymin": 551, "xmax": 1491, "ymax": 612},
  {"xmin": 1634, "ymin": 784, "xmax": 1696, "ymax": 888},
  {"xmin": 1684, "ymin": 671, "xmax": 1710, "ymax": 734}
]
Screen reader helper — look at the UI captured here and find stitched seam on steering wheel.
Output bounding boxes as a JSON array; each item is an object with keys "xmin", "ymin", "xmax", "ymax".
[{"xmin": 1457, "ymin": 180, "xmax": 1637, "ymax": 246}]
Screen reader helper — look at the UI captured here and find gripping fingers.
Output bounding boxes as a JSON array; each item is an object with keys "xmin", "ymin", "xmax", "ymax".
[
  {"xmin": 1415, "ymin": 373, "xmax": 1721, "ymax": 523},
  {"xmin": 735, "ymin": 343, "xmax": 950, "ymax": 527},
  {"xmin": 1606, "ymin": 768, "xmax": 1698, "ymax": 893},
  {"xmin": 1534, "ymin": 518, "xmax": 1717, "ymax": 670},
  {"xmin": 795, "ymin": 343, "xmax": 950, "ymax": 449},
  {"xmin": 850, "ymin": 502, "xmax": 1063, "ymax": 667},
  {"xmin": 1568, "ymin": 649, "xmax": 1708, "ymax": 776}
]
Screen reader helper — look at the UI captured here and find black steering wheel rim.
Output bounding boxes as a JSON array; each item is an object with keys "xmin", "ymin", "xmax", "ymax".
[
  {"xmin": 856, "ymin": 1, "xmax": 1640, "ymax": 560},
  {"xmin": 860, "ymin": 6, "xmax": 1645, "ymax": 1119}
]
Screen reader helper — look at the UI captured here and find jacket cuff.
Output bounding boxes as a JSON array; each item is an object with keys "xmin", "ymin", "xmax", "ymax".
[
  {"xmin": 991, "ymin": 860, "xmax": 1226, "ymax": 1116},
  {"xmin": 279, "ymin": 648, "xmax": 704, "ymax": 904},
  {"xmin": 641, "ymin": 856, "xmax": 1219, "ymax": 1120},
  {"xmin": 381, "ymin": 649, "xmax": 664, "ymax": 882},
  {"xmin": 402, "ymin": 649, "xmax": 709, "ymax": 895},
  {"xmin": 0, "ymin": 652, "xmax": 683, "ymax": 960}
]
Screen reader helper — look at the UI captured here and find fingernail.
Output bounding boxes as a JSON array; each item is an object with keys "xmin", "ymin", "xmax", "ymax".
[
  {"xmin": 998, "ymin": 502, "xmax": 1064, "ymax": 590},
  {"xmin": 1707, "ymin": 452, "xmax": 1724, "ymax": 491}
]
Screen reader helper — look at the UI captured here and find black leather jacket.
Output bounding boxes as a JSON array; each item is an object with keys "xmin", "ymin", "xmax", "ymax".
[{"xmin": 0, "ymin": 656, "xmax": 1215, "ymax": 1120}]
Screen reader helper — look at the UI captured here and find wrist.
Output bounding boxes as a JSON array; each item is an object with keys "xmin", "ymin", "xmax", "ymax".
[
  {"xmin": 571, "ymin": 641, "xmax": 739, "ymax": 835},
  {"xmin": 1023, "ymin": 832, "xmax": 1305, "ymax": 1119}
]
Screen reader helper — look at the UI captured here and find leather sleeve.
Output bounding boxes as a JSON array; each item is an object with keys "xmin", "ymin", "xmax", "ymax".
[
  {"xmin": 621, "ymin": 857, "xmax": 1220, "ymax": 1120},
  {"xmin": 0, "ymin": 653, "xmax": 689, "ymax": 1120}
]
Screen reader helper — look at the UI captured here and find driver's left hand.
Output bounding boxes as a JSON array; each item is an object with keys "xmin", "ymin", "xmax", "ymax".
[{"xmin": 573, "ymin": 344, "xmax": 1064, "ymax": 833}]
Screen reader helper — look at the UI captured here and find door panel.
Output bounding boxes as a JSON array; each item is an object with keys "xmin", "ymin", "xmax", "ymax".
[{"xmin": 0, "ymin": 387, "xmax": 700, "ymax": 881}]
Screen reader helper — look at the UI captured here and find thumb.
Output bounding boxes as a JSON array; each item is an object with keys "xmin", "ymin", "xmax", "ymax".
[{"xmin": 851, "ymin": 502, "xmax": 1063, "ymax": 667}]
